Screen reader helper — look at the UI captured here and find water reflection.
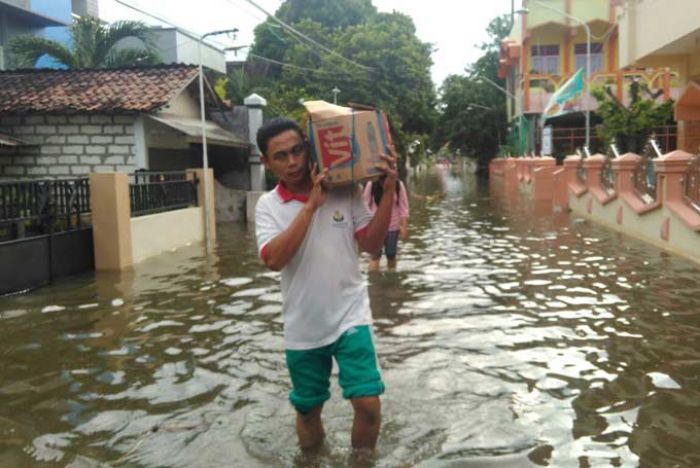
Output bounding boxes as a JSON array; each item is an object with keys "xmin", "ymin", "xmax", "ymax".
[{"xmin": 1, "ymin": 165, "xmax": 700, "ymax": 467}]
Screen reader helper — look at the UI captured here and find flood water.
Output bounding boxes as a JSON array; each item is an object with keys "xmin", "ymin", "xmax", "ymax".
[{"xmin": 1, "ymin": 165, "xmax": 700, "ymax": 467}]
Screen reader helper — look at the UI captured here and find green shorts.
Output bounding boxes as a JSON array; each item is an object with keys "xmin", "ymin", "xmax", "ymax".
[{"xmin": 285, "ymin": 325, "xmax": 385, "ymax": 414}]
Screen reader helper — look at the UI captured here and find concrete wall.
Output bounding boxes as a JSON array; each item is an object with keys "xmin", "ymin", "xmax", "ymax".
[
  {"xmin": 131, "ymin": 206, "xmax": 203, "ymax": 263},
  {"xmin": 0, "ymin": 114, "xmax": 137, "ymax": 178},
  {"xmin": 618, "ymin": 0, "xmax": 700, "ymax": 70},
  {"xmin": 90, "ymin": 169, "xmax": 216, "ymax": 270},
  {"xmin": 491, "ymin": 153, "xmax": 700, "ymax": 265},
  {"xmin": 215, "ymin": 178, "xmax": 247, "ymax": 223},
  {"xmin": 71, "ymin": 0, "xmax": 99, "ymax": 17},
  {"xmin": 115, "ymin": 28, "xmax": 226, "ymax": 73}
]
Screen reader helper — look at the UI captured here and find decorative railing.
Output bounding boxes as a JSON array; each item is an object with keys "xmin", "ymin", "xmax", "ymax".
[
  {"xmin": 633, "ymin": 138, "xmax": 662, "ymax": 204},
  {"xmin": 129, "ymin": 170, "xmax": 198, "ymax": 217},
  {"xmin": 519, "ymin": 68, "xmax": 680, "ymax": 114},
  {"xmin": 601, "ymin": 144, "xmax": 619, "ymax": 194},
  {"xmin": 0, "ymin": 178, "xmax": 90, "ymax": 241},
  {"xmin": 576, "ymin": 148, "xmax": 588, "ymax": 184},
  {"xmin": 686, "ymin": 154, "xmax": 700, "ymax": 213}
]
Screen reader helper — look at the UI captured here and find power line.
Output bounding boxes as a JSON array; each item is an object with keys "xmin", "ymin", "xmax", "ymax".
[
  {"xmin": 235, "ymin": 0, "xmax": 374, "ymax": 72},
  {"xmin": 247, "ymin": 53, "xmax": 371, "ymax": 81}
]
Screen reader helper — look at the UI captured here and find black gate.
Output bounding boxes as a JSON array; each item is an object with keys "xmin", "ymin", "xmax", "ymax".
[{"xmin": 0, "ymin": 178, "xmax": 94, "ymax": 295}]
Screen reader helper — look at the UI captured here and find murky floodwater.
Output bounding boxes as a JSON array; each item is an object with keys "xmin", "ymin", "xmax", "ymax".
[{"xmin": 2, "ymin": 165, "xmax": 700, "ymax": 467}]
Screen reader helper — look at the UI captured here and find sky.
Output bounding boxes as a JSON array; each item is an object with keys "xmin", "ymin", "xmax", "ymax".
[{"xmin": 99, "ymin": 0, "xmax": 514, "ymax": 86}]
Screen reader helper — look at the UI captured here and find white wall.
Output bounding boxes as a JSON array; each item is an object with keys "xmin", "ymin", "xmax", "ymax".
[
  {"xmin": 174, "ymin": 30, "xmax": 226, "ymax": 73},
  {"xmin": 130, "ymin": 207, "xmax": 204, "ymax": 263}
]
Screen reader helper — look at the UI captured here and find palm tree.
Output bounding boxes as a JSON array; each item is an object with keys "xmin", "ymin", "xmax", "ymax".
[{"xmin": 9, "ymin": 16, "xmax": 161, "ymax": 69}]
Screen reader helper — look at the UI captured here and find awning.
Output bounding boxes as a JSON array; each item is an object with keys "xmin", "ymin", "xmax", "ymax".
[
  {"xmin": 0, "ymin": 133, "xmax": 27, "ymax": 147},
  {"xmin": 675, "ymin": 81, "xmax": 700, "ymax": 121},
  {"xmin": 148, "ymin": 115, "xmax": 249, "ymax": 148}
]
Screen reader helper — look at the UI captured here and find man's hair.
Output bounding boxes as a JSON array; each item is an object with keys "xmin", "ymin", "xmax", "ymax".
[{"xmin": 256, "ymin": 117, "xmax": 305, "ymax": 157}]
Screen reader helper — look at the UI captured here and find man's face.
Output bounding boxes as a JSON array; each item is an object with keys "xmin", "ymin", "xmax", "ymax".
[{"xmin": 262, "ymin": 129, "xmax": 310, "ymax": 186}]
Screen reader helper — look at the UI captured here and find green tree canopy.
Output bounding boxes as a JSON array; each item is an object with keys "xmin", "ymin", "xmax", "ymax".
[
  {"xmin": 9, "ymin": 16, "xmax": 160, "ymax": 69},
  {"xmin": 433, "ymin": 15, "xmax": 511, "ymax": 164},
  {"xmin": 592, "ymin": 81, "xmax": 674, "ymax": 153},
  {"xmin": 230, "ymin": 0, "xmax": 436, "ymax": 158}
]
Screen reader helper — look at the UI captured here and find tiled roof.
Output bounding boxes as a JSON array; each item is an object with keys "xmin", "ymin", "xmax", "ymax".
[{"xmin": 0, "ymin": 65, "xmax": 200, "ymax": 114}]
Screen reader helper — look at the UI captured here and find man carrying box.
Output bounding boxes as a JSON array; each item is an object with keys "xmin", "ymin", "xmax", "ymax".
[{"xmin": 254, "ymin": 117, "xmax": 397, "ymax": 452}]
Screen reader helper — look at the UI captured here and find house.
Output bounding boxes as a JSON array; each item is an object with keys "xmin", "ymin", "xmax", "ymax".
[
  {"xmin": 499, "ymin": 0, "xmax": 678, "ymax": 155},
  {"xmin": 0, "ymin": 0, "xmax": 69, "ymax": 69},
  {"xmin": 0, "ymin": 0, "xmax": 98, "ymax": 69},
  {"xmin": 0, "ymin": 64, "xmax": 250, "ymax": 180},
  {"xmin": 616, "ymin": 0, "xmax": 700, "ymax": 153},
  {"xmin": 116, "ymin": 26, "xmax": 228, "ymax": 74}
]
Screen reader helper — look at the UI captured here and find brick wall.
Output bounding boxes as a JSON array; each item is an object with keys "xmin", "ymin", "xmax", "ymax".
[
  {"xmin": 0, "ymin": 114, "xmax": 137, "ymax": 178},
  {"xmin": 678, "ymin": 120, "xmax": 700, "ymax": 153}
]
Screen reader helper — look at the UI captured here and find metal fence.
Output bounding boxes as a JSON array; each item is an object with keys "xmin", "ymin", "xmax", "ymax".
[
  {"xmin": 129, "ymin": 171, "xmax": 198, "ymax": 217},
  {"xmin": 686, "ymin": 154, "xmax": 700, "ymax": 213},
  {"xmin": 0, "ymin": 178, "xmax": 90, "ymax": 242},
  {"xmin": 633, "ymin": 140, "xmax": 661, "ymax": 204}
]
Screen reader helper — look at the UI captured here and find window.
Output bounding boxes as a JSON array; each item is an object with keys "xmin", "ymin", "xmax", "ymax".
[
  {"xmin": 574, "ymin": 43, "xmax": 604, "ymax": 74},
  {"xmin": 531, "ymin": 45, "xmax": 560, "ymax": 75}
]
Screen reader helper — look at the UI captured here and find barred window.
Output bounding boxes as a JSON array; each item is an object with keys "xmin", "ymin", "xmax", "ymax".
[
  {"xmin": 531, "ymin": 45, "xmax": 560, "ymax": 74},
  {"xmin": 574, "ymin": 43, "xmax": 604, "ymax": 73}
]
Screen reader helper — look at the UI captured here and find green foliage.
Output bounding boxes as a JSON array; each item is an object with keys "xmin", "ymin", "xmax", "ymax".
[
  {"xmin": 235, "ymin": 0, "xmax": 437, "ymax": 162},
  {"xmin": 9, "ymin": 16, "xmax": 160, "ymax": 69},
  {"xmin": 433, "ymin": 15, "xmax": 510, "ymax": 165},
  {"xmin": 593, "ymin": 81, "xmax": 675, "ymax": 153}
]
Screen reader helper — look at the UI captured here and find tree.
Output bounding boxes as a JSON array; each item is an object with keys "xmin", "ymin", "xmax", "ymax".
[
  {"xmin": 237, "ymin": 1, "xmax": 437, "ymax": 160},
  {"xmin": 434, "ymin": 15, "xmax": 510, "ymax": 167},
  {"xmin": 9, "ymin": 16, "xmax": 160, "ymax": 69},
  {"xmin": 592, "ymin": 81, "xmax": 674, "ymax": 153}
]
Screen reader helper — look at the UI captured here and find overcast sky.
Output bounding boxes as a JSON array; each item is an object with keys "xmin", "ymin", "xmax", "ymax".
[{"xmin": 99, "ymin": 0, "xmax": 514, "ymax": 87}]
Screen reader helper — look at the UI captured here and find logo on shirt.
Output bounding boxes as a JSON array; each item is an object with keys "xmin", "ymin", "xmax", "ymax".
[{"xmin": 331, "ymin": 210, "xmax": 349, "ymax": 228}]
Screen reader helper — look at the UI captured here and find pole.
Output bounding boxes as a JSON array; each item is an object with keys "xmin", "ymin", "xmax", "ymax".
[
  {"xmin": 528, "ymin": 0, "xmax": 591, "ymax": 148},
  {"xmin": 198, "ymin": 39, "xmax": 213, "ymax": 254},
  {"xmin": 585, "ymin": 23, "xmax": 591, "ymax": 149}
]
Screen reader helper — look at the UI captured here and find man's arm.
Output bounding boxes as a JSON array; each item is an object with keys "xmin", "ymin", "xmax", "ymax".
[
  {"xmin": 261, "ymin": 167, "xmax": 327, "ymax": 271},
  {"xmin": 357, "ymin": 150, "xmax": 398, "ymax": 253}
]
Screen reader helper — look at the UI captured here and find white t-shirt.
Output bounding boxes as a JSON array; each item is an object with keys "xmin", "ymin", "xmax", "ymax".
[{"xmin": 255, "ymin": 184, "xmax": 374, "ymax": 350}]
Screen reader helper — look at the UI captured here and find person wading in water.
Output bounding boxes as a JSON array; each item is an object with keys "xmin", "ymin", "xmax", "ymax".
[
  {"xmin": 363, "ymin": 176, "xmax": 409, "ymax": 271},
  {"xmin": 254, "ymin": 117, "xmax": 397, "ymax": 453}
]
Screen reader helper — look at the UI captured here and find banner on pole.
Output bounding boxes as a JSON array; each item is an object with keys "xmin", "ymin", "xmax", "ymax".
[{"xmin": 542, "ymin": 68, "xmax": 585, "ymax": 122}]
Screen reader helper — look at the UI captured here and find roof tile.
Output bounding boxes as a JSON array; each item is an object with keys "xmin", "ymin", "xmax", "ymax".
[{"xmin": 0, "ymin": 64, "xmax": 200, "ymax": 114}]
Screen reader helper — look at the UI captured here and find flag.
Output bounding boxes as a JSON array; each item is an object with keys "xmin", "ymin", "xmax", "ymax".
[{"xmin": 542, "ymin": 68, "xmax": 585, "ymax": 122}]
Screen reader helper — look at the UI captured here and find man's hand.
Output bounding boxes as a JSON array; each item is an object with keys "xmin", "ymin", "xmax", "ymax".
[
  {"xmin": 379, "ymin": 145, "xmax": 398, "ymax": 192},
  {"xmin": 307, "ymin": 163, "xmax": 328, "ymax": 211}
]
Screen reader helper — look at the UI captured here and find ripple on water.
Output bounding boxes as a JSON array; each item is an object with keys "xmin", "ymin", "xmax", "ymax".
[{"xmin": 2, "ymin": 171, "xmax": 700, "ymax": 467}]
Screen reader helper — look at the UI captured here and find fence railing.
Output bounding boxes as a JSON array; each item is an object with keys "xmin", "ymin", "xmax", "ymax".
[
  {"xmin": 0, "ymin": 178, "xmax": 90, "ymax": 241},
  {"xmin": 600, "ymin": 151, "xmax": 616, "ymax": 194},
  {"xmin": 633, "ymin": 140, "xmax": 661, "ymax": 204},
  {"xmin": 128, "ymin": 171, "xmax": 198, "ymax": 217},
  {"xmin": 686, "ymin": 154, "xmax": 700, "ymax": 214}
]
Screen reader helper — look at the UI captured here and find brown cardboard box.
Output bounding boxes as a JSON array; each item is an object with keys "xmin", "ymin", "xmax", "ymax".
[{"xmin": 304, "ymin": 100, "xmax": 393, "ymax": 187}]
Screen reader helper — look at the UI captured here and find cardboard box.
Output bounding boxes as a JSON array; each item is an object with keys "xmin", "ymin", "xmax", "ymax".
[{"xmin": 304, "ymin": 100, "xmax": 393, "ymax": 187}]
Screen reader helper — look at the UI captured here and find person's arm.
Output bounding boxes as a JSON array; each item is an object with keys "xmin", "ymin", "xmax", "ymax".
[
  {"xmin": 261, "ymin": 166, "xmax": 327, "ymax": 271},
  {"xmin": 398, "ymin": 181, "xmax": 409, "ymax": 240},
  {"xmin": 356, "ymin": 150, "xmax": 398, "ymax": 253}
]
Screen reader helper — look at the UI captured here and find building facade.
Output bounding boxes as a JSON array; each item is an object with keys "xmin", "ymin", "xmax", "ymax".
[
  {"xmin": 500, "ymin": 0, "xmax": 678, "ymax": 155},
  {"xmin": 617, "ymin": 0, "xmax": 700, "ymax": 152},
  {"xmin": 0, "ymin": 0, "xmax": 68, "ymax": 69},
  {"xmin": 116, "ymin": 27, "xmax": 227, "ymax": 74}
]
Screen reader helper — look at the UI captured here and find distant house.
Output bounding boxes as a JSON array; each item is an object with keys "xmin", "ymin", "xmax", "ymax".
[
  {"xmin": 117, "ymin": 26, "xmax": 228, "ymax": 74},
  {"xmin": 0, "ymin": 64, "xmax": 249, "ymax": 180},
  {"xmin": 0, "ymin": 0, "xmax": 69, "ymax": 70}
]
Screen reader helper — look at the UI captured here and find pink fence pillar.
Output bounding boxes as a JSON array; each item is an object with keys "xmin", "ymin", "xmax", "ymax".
[
  {"xmin": 611, "ymin": 153, "xmax": 640, "ymax": 194},
  {"xmin": 532, "ymin": 157, "xmax": 557, "ymax": 201},
  {"xmin": 656, "ymin": 150, "xmax": 700, "ymax": 231}
]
